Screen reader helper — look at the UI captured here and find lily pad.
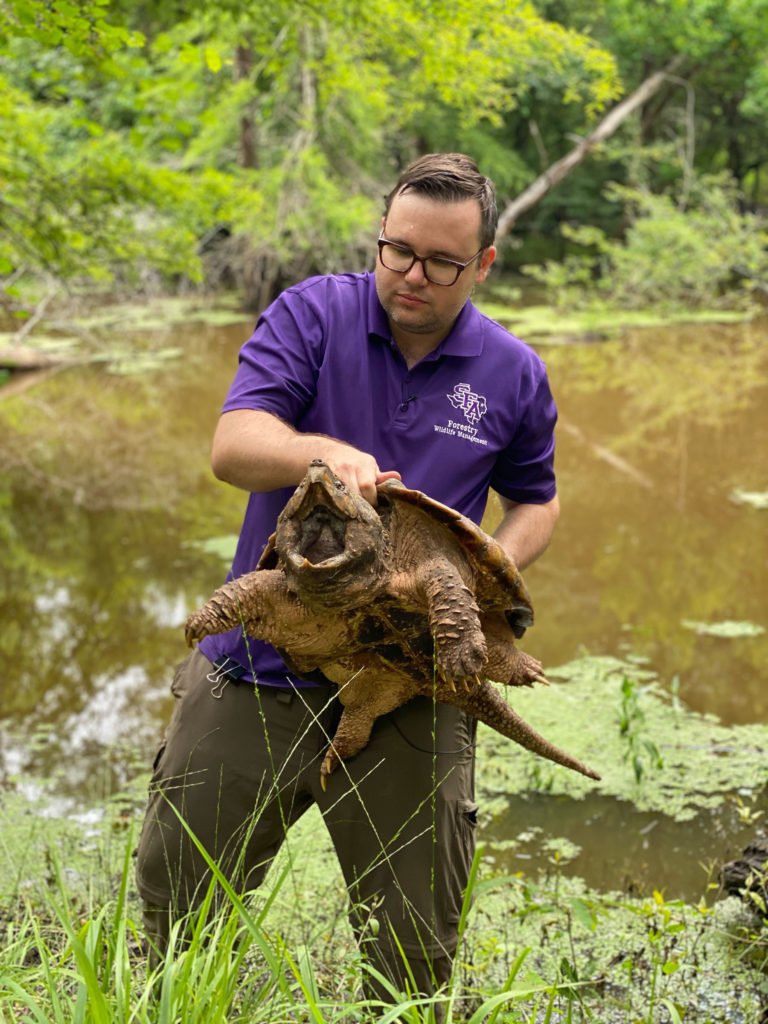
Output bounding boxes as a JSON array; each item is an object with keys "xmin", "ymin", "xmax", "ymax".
[
  {"xmin": 74, "ymin": 295, "xmax": 248, "ymax": 332},
  {"xmin": 106, "ymin": 347, "xmax": 184, "ymax": 375},
  {"xmin": 473, "ymin": 299, "xmax": 750, "ymax": 341},
  {"xmin": 187, "ymin": 534, "xmax": 239, "ymax": 563},
  {"xmin": 729, "ymin": 488, "xmax": 768, "ymax": 510},
  {"xmin": 681, "ymin": 619, "xmax": 765, "ymax": 638}
]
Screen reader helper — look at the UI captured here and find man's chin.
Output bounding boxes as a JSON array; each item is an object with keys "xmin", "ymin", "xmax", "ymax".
[{"xmin": 386, "ymin": 306, "xmax": 437, "ymax": 335}]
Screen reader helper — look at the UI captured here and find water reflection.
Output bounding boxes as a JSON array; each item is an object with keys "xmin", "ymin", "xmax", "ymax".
[
  {"xmin": 0, "ymin": 322, "xmax": 252, "ymax": 788},
  {"xmin": 514, "ymin": 319, "xmax": 768, "ymax": 726},
  {"xmin": 1, "ymin": 311, "xmax": 766, "ymax": 898},
  {"xmin": 485, "ymin": 787, "xmax": 768, "ymax": 903}
]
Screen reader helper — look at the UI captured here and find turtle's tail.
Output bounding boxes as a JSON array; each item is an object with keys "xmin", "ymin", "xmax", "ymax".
[{"xmin": 441, "ymin": 680, "xmax": 601, "ymax": 781}]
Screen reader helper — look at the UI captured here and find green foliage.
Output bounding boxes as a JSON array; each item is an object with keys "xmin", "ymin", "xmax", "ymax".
[
  {"xmin": 0, "ymin": 68, "xmax": 247, "ymax": 289},
  {"xmin": 0, "ymin": 0, "xmax": 620, "ymax": 308},
  {"xmin": 549, "ymin": 0, "xmax": 768, "ymax": 205},
  {"xmin": 381, "ymin": 0, "xmax": 620, "ymax": 127},
  {"xmin": 2, "ymin": 0, "xmax": 768, "ymax": 311},
  {"xmin": 525, "ymin": 173, "xmax": 768, "ymax": 309},
  {"xmin": 617, "ymin": 676, "xmax": 664, "ymax": 784},
  {"xmin": 0, "ymin": 0, "xmax": 144, "ymax": 59}
]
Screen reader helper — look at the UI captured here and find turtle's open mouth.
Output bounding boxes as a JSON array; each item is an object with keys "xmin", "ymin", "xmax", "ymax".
[
  {"xmin": 295, "ymin": 505, "xmax": 348, "ymax": 565},
  {"xmin": 275, "ymin": 464, "xmax": 387, "ymax": 609}
]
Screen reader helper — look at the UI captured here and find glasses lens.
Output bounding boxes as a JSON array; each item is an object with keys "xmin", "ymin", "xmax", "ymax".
[
  {"xmin": 380, "ymin": 243, "xmax": 414, "ymax": 272},
  {"xmin": 424, "ymin": 258, "xmax": 460, "ymax": 286},
  {"xmin": 379, "ymin": 242, "xmax": 460, "ymax": 286}
]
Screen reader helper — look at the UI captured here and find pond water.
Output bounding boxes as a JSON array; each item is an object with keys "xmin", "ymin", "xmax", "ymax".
[{"xmin": 1, "ymin": 299, "xmax": 766, "ymax": 903}]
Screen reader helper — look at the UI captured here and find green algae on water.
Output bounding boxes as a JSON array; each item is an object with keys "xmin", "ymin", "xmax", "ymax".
[
  {"xmin": 477, "ymin": 654, "xmax": 768, "ymax": 821},
  {"xmin": 682, "ymin": 619, "xmax": 765, "ymax": 638}
]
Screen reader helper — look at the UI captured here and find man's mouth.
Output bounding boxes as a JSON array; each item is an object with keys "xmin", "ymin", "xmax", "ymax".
[{"xmin": 396, "ymin": 292, "xmax": 427, "ymax": 306}]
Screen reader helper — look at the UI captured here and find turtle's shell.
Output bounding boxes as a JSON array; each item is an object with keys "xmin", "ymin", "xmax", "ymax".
[{"xmin": 375, "ymin": 478, "xmax": 534, "ymax": 638}]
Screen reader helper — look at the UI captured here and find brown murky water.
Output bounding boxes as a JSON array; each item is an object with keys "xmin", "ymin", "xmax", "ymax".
[{"xmin": 1, "ymin": 306, "xmax": 766, "ymax": 900}]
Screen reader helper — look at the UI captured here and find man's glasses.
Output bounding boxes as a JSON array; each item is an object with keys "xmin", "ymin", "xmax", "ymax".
[{"xmin": 377, "ymin": 236, "xmax": 484, "ymax": 287}]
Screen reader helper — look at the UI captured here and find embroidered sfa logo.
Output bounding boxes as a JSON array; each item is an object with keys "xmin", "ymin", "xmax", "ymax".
[{"xmin": 446, "ymin": 383, "xmax": 487, "ymax": 425}]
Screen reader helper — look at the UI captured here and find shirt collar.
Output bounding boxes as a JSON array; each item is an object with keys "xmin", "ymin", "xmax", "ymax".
[{"xmin": 365, "ymin": 271, "xmax": 485, "ymax": 359}]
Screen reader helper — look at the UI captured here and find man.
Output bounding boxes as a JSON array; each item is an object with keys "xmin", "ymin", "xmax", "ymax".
[{"xmin": 136, "ymin": 153, "xmax": 559, "ymax": 1016}]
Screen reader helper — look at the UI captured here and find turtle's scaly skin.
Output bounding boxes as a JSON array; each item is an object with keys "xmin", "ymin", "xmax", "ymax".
[{"xmin": 185, "ymin": 460, "xmax": 601, "ymax": 787}]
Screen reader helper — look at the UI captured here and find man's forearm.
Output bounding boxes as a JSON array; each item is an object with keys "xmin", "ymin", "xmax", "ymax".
[
  {"xmin": 210, "ymin": 409, "xmax": 399, "ymax": 504},
  {"xmin": 492, "ymin": 495, "xmax": 560, "ymax": 570}
]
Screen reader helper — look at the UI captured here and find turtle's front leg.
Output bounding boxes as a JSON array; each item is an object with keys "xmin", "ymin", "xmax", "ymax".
[
  {"xmin": 185, "ymin": 569, "xmax": 295, "ymax": 647},
  {"xmin": 420, "ymin": 565, "xmax": 487, "ymax": 688}
]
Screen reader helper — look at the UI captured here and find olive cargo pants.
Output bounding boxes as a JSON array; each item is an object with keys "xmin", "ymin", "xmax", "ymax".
[{"xmin": 135, "ymin": 649, "xmax": 478, "ymax": 1013}]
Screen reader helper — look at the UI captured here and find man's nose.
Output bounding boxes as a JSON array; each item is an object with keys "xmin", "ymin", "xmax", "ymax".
[{"xmin": 404, "ymin": 258, "xmax": 428, "ymax": 285}]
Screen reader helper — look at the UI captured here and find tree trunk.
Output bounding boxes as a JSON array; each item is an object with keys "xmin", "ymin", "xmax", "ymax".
[
  {"xmin": 235, "ymin": 38, "xmax": 258, "ymax": 169},
  {"xmin": 496, "ymin": 55, "xmax": 688, "ymax": 239}
]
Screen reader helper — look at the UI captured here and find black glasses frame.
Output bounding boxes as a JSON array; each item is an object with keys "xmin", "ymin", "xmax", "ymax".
[{"xmin": 377, "ymin": 236, "xmax": 484, "ymax": 286}]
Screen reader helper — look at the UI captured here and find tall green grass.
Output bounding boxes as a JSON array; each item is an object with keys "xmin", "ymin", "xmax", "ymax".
[
  {"xmin": 5, "ymin": 815, "xmax": 758, "ymax": 1024},
  {"xmin": 3, "ymin": 670, "xmax": 768, "ymax": 1022},
  {"xmin": 0, "ymin": 817, "xmax": 606, "ymax": 1024}
]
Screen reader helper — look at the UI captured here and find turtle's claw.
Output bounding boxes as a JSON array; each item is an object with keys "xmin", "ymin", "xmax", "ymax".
[{"xmin": 320, "ymin": 744, "xmax": 341, "ymax": 790}]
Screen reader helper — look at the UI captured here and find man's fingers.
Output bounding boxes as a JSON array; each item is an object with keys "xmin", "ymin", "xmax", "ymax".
[{"xmin": 318, "ymin": 447, "xmax": 401, "ymax": 506}]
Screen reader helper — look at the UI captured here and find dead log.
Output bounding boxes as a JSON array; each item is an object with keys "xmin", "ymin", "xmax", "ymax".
[
  {"xmin": 721, "ymin": 837, "xmax": 768, "ymax": 910},
  {"xmin": 0, "ymin": 347, "xmax": 71, "ymax": 371},
  {"xmin": 496, "ymin": 55, "xmax": 688, "ymax": 239}
]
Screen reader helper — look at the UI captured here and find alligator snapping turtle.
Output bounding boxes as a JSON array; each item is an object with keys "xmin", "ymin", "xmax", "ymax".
[{"xmin": 185, "ymin": 460, "xmax": 600, "ymax": 787}]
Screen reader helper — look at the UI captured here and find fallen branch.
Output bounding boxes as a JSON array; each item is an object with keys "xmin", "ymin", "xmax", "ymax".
[
  {"xmin": 497, "ymin": 55, "xmax": 688, "ymax": 239},
  {"xmin": 10, "ymin": 287, "xmax": 60, "ymax": 346},
  {"xmin": 558, "ymin": 418, "xmax": 654, "ymax": 490}
]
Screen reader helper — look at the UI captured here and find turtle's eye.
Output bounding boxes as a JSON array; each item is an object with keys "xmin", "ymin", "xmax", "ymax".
[{"xmin": 335, "ymin": 481, "xmax": 345, "ymax": 490}]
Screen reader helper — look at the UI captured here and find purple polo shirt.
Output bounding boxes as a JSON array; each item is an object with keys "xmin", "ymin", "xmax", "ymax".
[{"xmin": 199, "ymin": 271, "xmax": 557, "ymax": 685}]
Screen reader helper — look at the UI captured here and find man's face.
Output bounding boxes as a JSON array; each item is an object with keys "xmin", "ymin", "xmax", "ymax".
[{"xmin": 374, "ymin": 190, "xmax": 496, "ymax": 354}]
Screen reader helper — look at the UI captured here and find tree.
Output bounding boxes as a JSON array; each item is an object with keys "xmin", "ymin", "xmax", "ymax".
[
  {"xmin": 541, "ymin": 0, "xmax": 768, "ymax": 197},
  {"xmin": 496, "ymin": 56, "xmax": 686, "ymax": 237},
  {"xmin": 0, "ymin": 0, "xmax": 620, "ymax": 314}
]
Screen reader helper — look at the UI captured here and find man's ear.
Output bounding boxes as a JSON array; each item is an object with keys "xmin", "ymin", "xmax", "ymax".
[{"xmin": 475, "ymin": 245, "xmax": 497, "ymax": 283}]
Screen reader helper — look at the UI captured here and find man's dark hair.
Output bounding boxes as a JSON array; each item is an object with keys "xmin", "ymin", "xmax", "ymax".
[{"xmin": 383, "ymin": 153, "xmax": 498, "ymax": 249}]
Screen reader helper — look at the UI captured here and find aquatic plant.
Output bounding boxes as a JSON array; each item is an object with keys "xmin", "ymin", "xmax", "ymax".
[{"xmin": 617, "ymin": 675, "xmax": 664, "ymax": 784}]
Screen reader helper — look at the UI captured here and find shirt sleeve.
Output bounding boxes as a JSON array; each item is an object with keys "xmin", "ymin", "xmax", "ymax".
[
  {"xmin": 221, "ymin": 285, "xmax": 325, "ymax": 422},
  {"xmin": 490, "ymin": 359, "xmax": 558, "ymax": 504}
]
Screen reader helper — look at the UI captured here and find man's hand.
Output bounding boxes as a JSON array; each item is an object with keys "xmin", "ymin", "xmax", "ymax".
[
  {"xmin": 211, "ymin": 408, "xmax": 400, "ymax": 505},
  {"xmin": 312, "ymin": 447, "xmax": 401, "ymax": 505}
]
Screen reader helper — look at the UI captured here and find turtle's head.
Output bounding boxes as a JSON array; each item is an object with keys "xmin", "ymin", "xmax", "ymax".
[{"xmin": 275, "ymin": 460, "xmax": 387, "ymax": 610}]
